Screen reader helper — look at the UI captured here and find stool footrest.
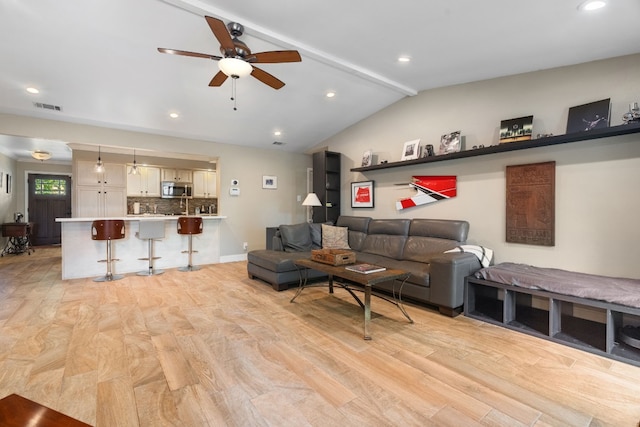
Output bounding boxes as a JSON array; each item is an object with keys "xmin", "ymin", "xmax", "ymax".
[
  {"xmin": 181, "ymin": 250, "xmax": 199, "ymax": 254},
  {"xmin": 98, "ymin": 258, "xmax": 120, "ymax": 263}
]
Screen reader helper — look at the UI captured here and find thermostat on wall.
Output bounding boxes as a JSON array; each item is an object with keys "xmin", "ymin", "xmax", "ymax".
[
  {"xmin": 231, "ymin": 179, "xmax": 239, "ymax": 186},
  {"xmin": 229, "ymin": 187, "xmax": 240, "ymax": 196}
]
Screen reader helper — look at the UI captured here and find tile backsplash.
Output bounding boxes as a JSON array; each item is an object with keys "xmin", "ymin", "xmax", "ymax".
[{"xmin": 127, "ymin": 197, "xmax": 217, "ymax": 215}]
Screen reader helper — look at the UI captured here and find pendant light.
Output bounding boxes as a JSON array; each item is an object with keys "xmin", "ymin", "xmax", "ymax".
[
  {"xmin": 94, "ymin": 146, "xmax": 105, "ymax": 173},
  {"xmin": 129, "ymin": 149, "xmax": 139, "ymax": 175}
]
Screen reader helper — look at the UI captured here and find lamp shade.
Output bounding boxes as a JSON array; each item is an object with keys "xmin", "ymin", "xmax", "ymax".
[
  {"xmin": 218, "ymin": 57, "xmax": 253, "ymax": 78},
  {"xmin": 302, "ymin": 193, "xmax": 322, "ymax": 207}
]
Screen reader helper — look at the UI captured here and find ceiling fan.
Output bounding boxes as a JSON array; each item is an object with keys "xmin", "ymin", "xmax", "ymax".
[{"xmin": 158, "ymin": 16, "xmax": 301, "ymax": 90}]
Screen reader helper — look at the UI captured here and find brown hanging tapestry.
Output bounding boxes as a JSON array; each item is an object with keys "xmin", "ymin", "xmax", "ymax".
[{"xmin": 506, "ymin": 161, "xmax": 555, "ymax": 246}]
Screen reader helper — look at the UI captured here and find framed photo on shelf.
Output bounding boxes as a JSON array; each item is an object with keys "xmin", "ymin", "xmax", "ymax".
[
  {"xmin": 438, "ymin": 131, "xmax": 461, "ymax": 155},
  {"xmin": 499, "ymin": 116, "xmax": 533, "ymax": 143},
  {"xmin": 262, "ymin": 175, "xmax": 277, "ymax": 189},
  {"xmin": 400, "ymin": 139, "xmax": 420, "ymax": 161},
  {"xmin": 351, "ymin": 180, "xmax": 374, "ymax": 208},
  {"xmin": 361, "ymin": 149, "xmax": 373, "ymax": 167},
  {"xmin": 566, "ymin": 98, "xmax": 610, "ymax": 133}
]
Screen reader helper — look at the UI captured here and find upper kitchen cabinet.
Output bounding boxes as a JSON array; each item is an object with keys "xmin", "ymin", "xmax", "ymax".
[
  {"xmin": 76, "ymin": 161, "xmax": 126, "ymax": 187},
  {"xmin": 192, "ymin": 170, "xmax": 217, "ymax": 198},
  {"xmin": 162, "ymin": 168, "xmax": 193, "ymax": 183},
  {"xmin": 127, "ymin": 166, "xmax": 161, "ymax": 197}
]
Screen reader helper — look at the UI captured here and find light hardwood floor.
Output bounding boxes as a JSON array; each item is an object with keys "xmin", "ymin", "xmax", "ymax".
[{"xmin": 1, "ymin": 247, "xmax": 639, "ymax": 426}]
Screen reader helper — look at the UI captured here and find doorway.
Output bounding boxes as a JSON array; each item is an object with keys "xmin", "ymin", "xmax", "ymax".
[{"xmin": 27, "ymin": 174, "xmax": 71, "ymax": 246}]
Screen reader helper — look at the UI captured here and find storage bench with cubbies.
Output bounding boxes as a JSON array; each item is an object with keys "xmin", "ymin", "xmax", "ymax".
[{"xmin": 464, "ymin": 263, "xmax": 640, "ymax": 367}]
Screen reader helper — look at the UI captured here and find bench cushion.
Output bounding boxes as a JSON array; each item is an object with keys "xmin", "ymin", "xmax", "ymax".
[{"xmin": 475, "ymin": 262, "xmax": 640, "ymax": 309}]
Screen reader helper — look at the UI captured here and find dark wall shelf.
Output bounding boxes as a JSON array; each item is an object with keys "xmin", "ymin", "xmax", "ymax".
[
  {"xmin": 313, "ymin": 151, "xmax": 341, "ymax": 224},
  {"xmin": 350, "ymin": 123, "xmax": 640, "ymax": 173}
]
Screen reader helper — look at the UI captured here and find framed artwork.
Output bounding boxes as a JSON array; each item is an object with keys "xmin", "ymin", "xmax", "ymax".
[
  {"xmin": 438, "ymin": 131, "xmax": 461, "ymax": 155},
  {"xmin": 500, "ymin": 116, "xmax": 533, "ymax": 143},
  {"xmin": 361, "ymin": 149, "xmax": 373, "ymax": 167},
  {"xmin": 400, "ymin": 139, "xmax": 420, "ymax": 161},
  {"xmin": 351, "ymin": 180, "xmax": 374, "ymax": 208},
  {"xmin": 6, "ymin": 174, "xmax": 10, "ymax": 194},
  {"xmin": 567, "ymin": 98, "xmax": 610, "ymax": 133},
  {"xmin": 506, "ymin": 161, "xmax": 555, "ymax": 246},
  {"xmin": 262, "ymin": 175, "xmax": 277, "ymax": 189}
]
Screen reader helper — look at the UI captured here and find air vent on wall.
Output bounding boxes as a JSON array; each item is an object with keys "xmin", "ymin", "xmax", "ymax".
[
  {"xmin": 33, "ymin": 102, "xmax": 63, "ymax": 112},
  {"xmin": 272, "ymin": 141, "xmax": 285, "ymax": 146}
]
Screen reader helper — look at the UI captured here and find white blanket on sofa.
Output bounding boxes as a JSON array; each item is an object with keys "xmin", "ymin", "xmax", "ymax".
[{"xmin": 445, "ymin": 245, "xmax": 493, "ymax": 268}]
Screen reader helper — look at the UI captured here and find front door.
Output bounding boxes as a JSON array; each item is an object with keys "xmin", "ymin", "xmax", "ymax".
[{"xmin": 28, "ymin": 174, "xmax": 72, "ymax": 246}]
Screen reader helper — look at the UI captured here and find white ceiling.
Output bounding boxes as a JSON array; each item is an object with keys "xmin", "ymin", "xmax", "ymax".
[{"xmin": 1, "ymin": 0, "xmax": 639, "ymax": 163}]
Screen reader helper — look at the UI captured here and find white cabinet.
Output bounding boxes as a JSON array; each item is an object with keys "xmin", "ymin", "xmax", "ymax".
[
  {"xmin": 127, "ymin": 166, "xmax": 161, "ymax": 197},
  {"xmin": 75, "ymin": 186, "xmax": 126, "ymax": 218},
  {"xmin": 76, "ymin": 161, "xmax": 126, "ymax": 187},
  {"xmin": 162, "ymin": 168, "xmax": 192, "ymax": 183},
  {"xmin": 75, "ymin": 161, "xmax": 126, "ymax": 217},
  {"xmin": 193, "ymin": 170, "xmax": 217, "ymax": 198}
]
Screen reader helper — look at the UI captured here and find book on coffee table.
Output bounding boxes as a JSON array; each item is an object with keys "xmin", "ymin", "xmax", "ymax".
[{"xmin": 345, "ymin": 263, "xmax": 386, "ymax": 274}]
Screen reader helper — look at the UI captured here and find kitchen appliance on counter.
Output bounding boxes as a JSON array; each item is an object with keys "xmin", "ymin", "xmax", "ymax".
[{"xmin": 161, "ymin": 181, "xmax": 193, "ymax": 199}]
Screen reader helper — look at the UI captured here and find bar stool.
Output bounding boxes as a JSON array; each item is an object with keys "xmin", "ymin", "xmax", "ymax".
[
  {"xmin": 136, "ymin": 220, "xmax": 165, "ymax": 276},
  {"xmin": 91, "ymin": 219, "xmax": 125, "ymax": 282},
  {"xmin": 177, "ymin": 216, "xmax": 203, "ymax": 272}
]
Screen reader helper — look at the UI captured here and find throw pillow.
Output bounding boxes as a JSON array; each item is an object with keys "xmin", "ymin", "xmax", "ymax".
[
  {"xmin": 321, "ymin": 224, "xmax": 350, "ymax": 249},
  {"xmin": 279, "ymin": 223, "xmax": 312, "ymax": 252}
]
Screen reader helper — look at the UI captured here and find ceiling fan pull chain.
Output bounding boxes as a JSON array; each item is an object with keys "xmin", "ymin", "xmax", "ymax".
[{"xmin": 231, "ymin": 77, "xmax": 238, "ymax": 111}]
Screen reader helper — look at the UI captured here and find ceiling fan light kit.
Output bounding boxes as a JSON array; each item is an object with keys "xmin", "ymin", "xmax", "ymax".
[
  {"xmin": 158, "ymin": 16, "xmax": 301, "ymax": 109},
  {"xmin": 218, "ymin": 57, "xmax": 252, "ymax": 78}
]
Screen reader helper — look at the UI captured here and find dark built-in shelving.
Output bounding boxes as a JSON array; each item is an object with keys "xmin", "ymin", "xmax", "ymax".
[{"xmin": 350, "ymin": 123, "xmax": 640, "ymax": 173}]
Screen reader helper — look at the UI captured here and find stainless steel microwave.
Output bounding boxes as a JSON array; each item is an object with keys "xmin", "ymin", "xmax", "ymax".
[{"xmin": 161, "ymin": 181, "xmax": 193, "ymax": 199}]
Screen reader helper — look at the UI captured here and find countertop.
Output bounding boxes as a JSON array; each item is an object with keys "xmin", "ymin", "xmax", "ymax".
[{"xmin": 56, "ymin": 215, "xmax": 227, "ymax": 222}]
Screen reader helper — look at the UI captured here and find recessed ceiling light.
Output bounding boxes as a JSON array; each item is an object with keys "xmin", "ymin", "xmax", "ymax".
[
  {"xmin": 578, "ymin": 0, "xmax": 607, "ymax": 11},
  {"xmin": 326, "ymin": 91, "xmax": 336, "ymax": 98},
  {"xmin": 26, "ymin": 87, "xmax": 39, "ymax": 94},
  {"xmin": 169, "ymin": 112, "xmax": 179, "ymax": 119},
  {"xmin": 274, "ymin": 131, "xmax": 281, "ymax": 136},
  {"xmin": 398, "ymin": 56, "xmax": 411, "ymax": 63}
]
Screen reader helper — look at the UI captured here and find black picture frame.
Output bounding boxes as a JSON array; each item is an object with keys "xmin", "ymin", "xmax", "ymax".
[
  {"xmin": 351, "ymin": 180, "xmax": 374, "ymax": 208},
  {"xmin": 567, "ymin": 98, "xmax": 610, "ymax": 133}
]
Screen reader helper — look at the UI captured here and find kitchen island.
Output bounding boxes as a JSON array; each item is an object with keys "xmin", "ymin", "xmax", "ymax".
[{"xmin": 56, "ymin": 215, "xmax": 226, "ymax": 280}]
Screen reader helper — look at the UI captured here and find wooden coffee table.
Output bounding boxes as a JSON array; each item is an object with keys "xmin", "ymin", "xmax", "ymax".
[
  {"xmin": 292, "ymin": 258, "xmax": 413, "ymax": 340},
  {"xmin": 0, "ymin": 394, "xmax": 90, "ymax": 427}
]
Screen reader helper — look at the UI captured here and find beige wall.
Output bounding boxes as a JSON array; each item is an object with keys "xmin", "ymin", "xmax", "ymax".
[
  {"xmin": 0, "ymin": 152, "xmax": 17, "ymax": 224},
  {"xmin": 0, "ymin": 115, "xmax": 311, "ymax": 258},
  {"xmin": 317, "ymin": 53, "xmax": 640, "ymax": 278}
]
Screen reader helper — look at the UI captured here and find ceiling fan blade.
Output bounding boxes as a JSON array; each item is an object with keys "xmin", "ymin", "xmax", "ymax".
[
  {"xmin": 158, "ymin": 48, "xmax": 221, "ymax": 60},
  {"xmin": 209, "ymin": 71, "xmax": 228, "ymax": 87},
  {"xmin": 250, "ymin": 66, "xmax": 285, "ymax": 90},
  {"xmin": 205, "ymin": 16, "xmax": 235, "ymax": 56},
  {"xmin": 252, "ymin": 50, "xmax": 302, "ymax": 63}
]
